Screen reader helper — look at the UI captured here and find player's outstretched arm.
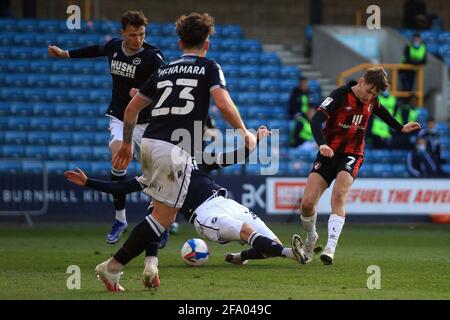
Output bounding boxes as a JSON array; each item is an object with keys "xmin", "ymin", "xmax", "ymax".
[
  {"xmin": 64, "ymin": 168, "xmax": 142, "ymax": 194},
  {"xmin": 112, "ymin": 94, "xmax": 151, "ymax": 170},
  {"xmin": 48, "ymin": 45, "xmax": 69, "ymax": 58},
  {"xmin": 207, "ymin": 125, "xmax": 271, "ymax": 170},
  {"xmin": 310, "ymin": 111, "xmax": 334, "ymax": 158},
  {"xmin": 402, "ymin": 122, "xmax": 421, "ymax": 133},
  {"xmin": 211, "ymin": 88, "xmax": 256, "ymax": 150}
]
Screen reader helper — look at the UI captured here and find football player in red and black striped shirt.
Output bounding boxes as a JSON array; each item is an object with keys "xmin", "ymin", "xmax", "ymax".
[{"xmin": 299, "ymin": 67, "xmax": 421, "ymax": 265}]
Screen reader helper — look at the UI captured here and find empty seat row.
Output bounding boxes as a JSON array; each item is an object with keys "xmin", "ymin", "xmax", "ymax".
[
  {"xmin": 0, "ymin": 159, "xmax": 142, "ymax": 176},
  {"xmin": 0, "ymin": 131, "xmax": 109, "ymax": 146},
  {"xmin": 0, "ymin": 19, "xmax": 243, "ymax": 39},
  {"xmin": 0, "ymin": 102, "xmax": 107, "ymax": 117},
  {"xmin": 1, "ymin": 74, "xmax": 111, "ymax": 89},
  {"xmin": 2, "ymin": 116, "xmax": 110, "ymax": 131},
  {"xmin": 0, "ymin": 145, "xmax": 110, "ymax": 161},
  {"xmin": 0, "ymin": 88, "xmax": 111, "ymax": 103}
]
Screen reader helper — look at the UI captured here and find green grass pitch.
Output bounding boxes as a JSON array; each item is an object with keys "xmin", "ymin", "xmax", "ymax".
[{"xmin": 0, "ymin": 222, "xmax": 449, "ymax": 299}]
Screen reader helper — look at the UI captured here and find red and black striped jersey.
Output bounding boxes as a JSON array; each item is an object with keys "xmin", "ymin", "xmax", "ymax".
[{"xmin": 316, "ymin": 81, "xmax": 381, "ymax": 155}]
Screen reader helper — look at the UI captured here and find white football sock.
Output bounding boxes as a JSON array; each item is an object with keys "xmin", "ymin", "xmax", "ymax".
[
  {"xmin": 301, "ymin": 213, "xmax": 317, "ymax": 241},
  {"xmin": 282, "ymin": 248, "xmax": 296, "ymax": 260},
  {"xmin": 115, "ymin": 209, "xmax": 127, "ymax": 223},
  {"xmin": 145, "ymin": 256, "xmax": 158, "ymax": 267},
  {"xmin": 326, "ymin": 214, "xmax": 345, "ymax": 252}
]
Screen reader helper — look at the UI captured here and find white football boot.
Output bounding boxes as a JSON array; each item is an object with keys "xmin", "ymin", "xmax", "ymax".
[
  {"xmin": 95, "ymin": 260, "xmax": 124, "ymax": 292},
  {"xmin": 291, "ymin": 234, "xmax": 307, "ymax": 264},
  {"xmin": 303, "ymin": 232, "xmax": 319, "ymax": 264},
  {"xmin": 320, "ymin": 247, "xmax": 335, "ymax": 265},
  {"xmin": 143, "ymin": 263, "xmax": 160, "ymax": 289}
]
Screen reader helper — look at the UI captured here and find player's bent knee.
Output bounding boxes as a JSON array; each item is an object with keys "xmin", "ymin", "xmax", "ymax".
[
  {"xmin": 240, "ymin": 223, "xmax": 255, "ymax": 242},
  {"xmin": 301, "ymin": 198, "xmax": 316, "ymax": 214}
]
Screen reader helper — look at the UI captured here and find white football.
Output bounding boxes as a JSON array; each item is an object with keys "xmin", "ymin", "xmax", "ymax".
[{"xmin": 181, "ymin": 238, "xmax": 209, "ymax": 266}]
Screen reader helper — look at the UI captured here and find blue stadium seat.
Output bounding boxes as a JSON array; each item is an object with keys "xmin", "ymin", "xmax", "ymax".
[
  {"xmin": 0, "ymin": 47, "xmax": 9, "ymax": 59},
  {"xmin": 92, "ymin": 146, "xmax": 110, "ymax": 160},
  {"xmin": 161, "ymin": 23, "xmax": 177, "ymax": 36},
  {"xmin": 239, "ymin": 52, "xmax": 260, "ymax": 65},
  {"xmin": 72, "ymin": 61, "xmax": 96, "ymax": 75},
  {"xmin": 4, "ymin": 131, "xmax": 27, "ymax": 144},
  {"xmin": 159, "ymin": 37, "xmax": 179, "ymax": 51},
  {"xmin": 99, "ymin": 20, "xmax": 121, "ymax": 34},
  {"xmin": 78, "ymin": 34, "xmax": 103, "ymax": 46},
  {"xmin": 0, "ymin": 160, "xmax": 22, "ymax": 174},
  {"xmin": 25, "ymin": 146, "xmax": 48, "ymax": 160},
  {"xmin": 50, "ymin": 132, "xmax": 72, "ymax": 145},
  {"xmin": 45, "ymin": 161, "xmax": 69, "ymax": 174},
  {"xmin": 45, "ymin": 89, "xmax": 68, "ymax": 103},
  {"xmin": 96, "ymin": 117, "xmax": 110, "ymax": 131},
  {"xmin": 51, "ymin": 60, "xmax": 73, "ymax": 74},
  {"xmin": 92, "ymin": 75, "xmax": 111, "ymax": 89},
  {"xmin": 240, "ymin": 39, "xmax": 261, "ymax": 52},
  {"xmin": 56, "ymin": 33, "xmax": 81, "ymax": 47},
  {"xmin": 5, "ymin": 74, "xmax": 28, "ymax": 87},
  {"xmin": 49, "ymin": 74, "xmax": 71, "ymax": 88},
  {"xmin": 14, "ymin": 34, "xmax": 36, "ymax": 46},
  {"xmin": 221, "ymin": 65, "xmax": 240, "ymax": 78},
  {"xmin": 259, "ymin": 92, "xmax": 280, "ymax": 106},
  {"xmin": 89, "ymin": 89, "xmax": 111, "ymax": 103},
  {"xmin": 29, "ymin": 117, "xmax": 51, "ymax": 131},
  {"xmin": 94, "ymin": 132, "xmax": 109, "ymax": 145},
  {"xmin": 280, "ymin": 79, "xmax": 298, "ymax": 92},
  {"xmin": 237, "ymin": 92, "xmax": 259, "ymax": 105},
  {"xmin": 91, "ymin": 161, "xmax": 112, "ymax": 176},
  {"xmin": 280, "ymin": 66, "xmax": 300, "ymax": 79},
  {"xmin": 260, "ymin": 52, "xmax": 281, "ymax": 65},
  {"xmin": 220, "ymin": 52, "xmax": 240, "ymax": 65},
  {"xmin": 27, "ymin": 74, "xmax": 49, "ymax": 88},
  {"xmin": 10, "ymin": 47, "xmax": 35, "ymax": 59},
  {"xmin": 37, "ymin": 19, "xmax": 60, "ymax": 33},
  {"xmin": 8, "ymin": 117, "xmax": 30, "ymax": 130},
  {"xmin": 259, "ymin": 79, "xmax": 280, "ymax": 92},
  {"xmin": 8, "ymin": 60, "xmax": 30, "ymax": 73},
  {"xmin": 75, "ymin": 117, "xmax": 97, "ymax": 131},
  {"xmin": 71, "ymin": 75, "xmax": 93, "ymax": 88},
  {"xmin": 30, "ymin": 60, "xmax": 52, "ymax": 73},
  {"xmin": 239, "ymin": 65, "xmax": 260, "ymax": 78},
  {"xmin": 68, "ymin": 89, "xmax": 91, "ymax": 103},
  {"xmin": 72, "ymin": 132, "xmax": 95, "ymax": 145},
  {"xmin": 23, "ymin": 88, "xmax": 46, "ymax": 102},
  {"xmin": 70, "ymin": 146, "xmax": 92, "ymax": 160},
  {"xmin": 225, "ymin": 78, "xmax": 240, "ymax": 92},
  {"xmin": 0, "ymin": 32, "xmax": 16, "ymax": 47},
  {"xmin": 17, "ymin": 19, "xmax": 38, "ymax": 32},
  {"xmin": 221, "ymin": 25, "xmax": 243, "ymax": 39},
  {"xmin": 10, "ymin": 102, "xmax": 34, "ymax": 116},
  {"xmin": 148, "ymin": 22, "xmax": 164, "ymax": 36},
  {"xmin": 392, "ymin": 164, "xmax": 410, "ymax": 177},
  {"xmin": 0, "ymin": 19, "xmax": 16, "ymax": 32},
  {"xmin": 372, "ymin": 164, "xmax": 392, "ymax": 177},
  {"xmin": 358, "ymin": 163, "xmax": 373, "ymax": 177},
  {"xmin": 0, "ymin": 145, "xmax": 25, "ymax": 158},
  {"xmin": 51, "ymin": 118, "xmax": 75, "ymax": 131},
  {"xmin": 239, "ymin": 78, "xmax": 259, "ymax": 92},
  {"xmin": 53, "ymin": 103, "xmax": 76, "ymax": 116},
  {"xmin": 0, "ymin": 60, "xmax": 8, "ymax": 72},
  {"xmin": 48, "ymin": 146, "xmax": 70, "ymax": 160},
  {"xmin": 35, "ymin": 33, "xmax": 58, "ymax": 46},
  {"xmin": 260, "ymin": 65, "xmax": 280, "ymax": 78},
  {"xmin": 23, "ymin": 161, "xmax": 45, "ymax": 174},
  {"xmin": 32, "ymin": 103, "xmax": 54, "ymax": 116},
  {"xmin": 220, "ymin": 39, "xmax": 242, "ymax": 52},
  {"xmin": 27, "ymin": 131, "xmax": 50, "ymax": 145},
  {"xmin": 0, "ymin": 102, "xmax": 9, "ymax": 116},
  {"xmin": 76, "ymin": 104, "xmax": 102, "ymax": 116}
]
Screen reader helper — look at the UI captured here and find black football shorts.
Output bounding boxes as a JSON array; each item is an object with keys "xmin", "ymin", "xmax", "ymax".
[{"xmin": 310, "ymin": 152, "xmax": 363, "ymax": 186}]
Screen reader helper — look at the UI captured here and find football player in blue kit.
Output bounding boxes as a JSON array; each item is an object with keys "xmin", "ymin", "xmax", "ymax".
[{"xmin": 48, "ymin": 11, "xmax": 165, "ymax": 244}]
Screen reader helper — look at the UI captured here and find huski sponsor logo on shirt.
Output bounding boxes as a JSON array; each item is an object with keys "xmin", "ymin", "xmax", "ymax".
[{"xmin": 110, "ymin": 60, "xmax": 137, "ymax": 78}]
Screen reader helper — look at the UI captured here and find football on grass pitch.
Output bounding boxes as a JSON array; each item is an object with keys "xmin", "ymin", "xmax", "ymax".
[{"xmin": 181, "ymin": 238, "xmax": 209, "ymax": 266}]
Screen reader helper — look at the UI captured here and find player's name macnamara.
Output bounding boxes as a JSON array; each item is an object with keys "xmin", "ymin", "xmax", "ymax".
[{"xmin": 158, "ymin": 64, "xmax": 207, "ymax": 77}]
